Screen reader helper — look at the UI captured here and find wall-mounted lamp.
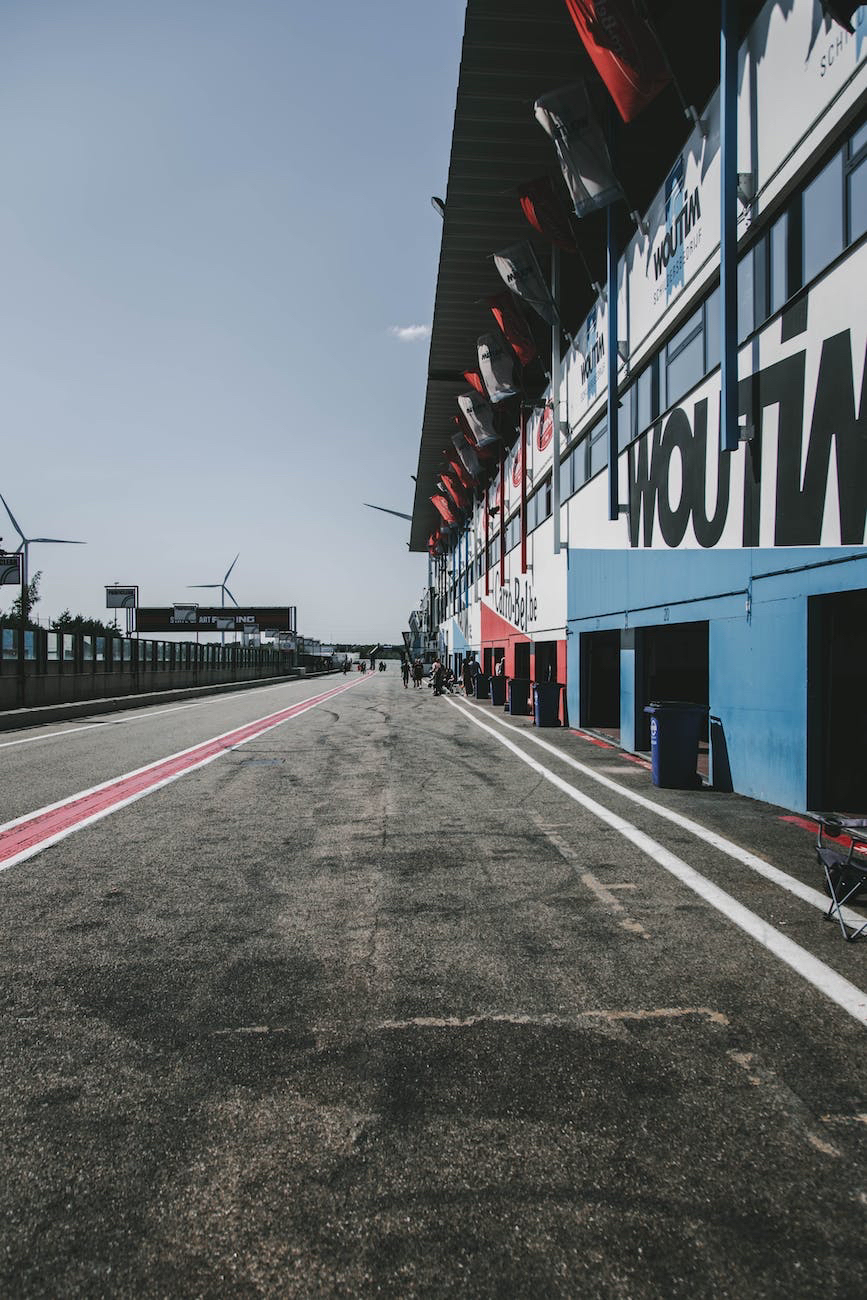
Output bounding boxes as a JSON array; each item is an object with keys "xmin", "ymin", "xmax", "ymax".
[
  {"xmin": 736, "ymin": 172, "xmax": 756, "ymax": 206},
  {"xmin": 630, "ymin": 210, "xmax": 649, "ymax": 237},
  {"xmin": 431, "ymin": 196, "xmax": 445, "ymax": 218},
  {"xmin": 617, "ymin": 340, "xmax": 629, "ymax": 364}
]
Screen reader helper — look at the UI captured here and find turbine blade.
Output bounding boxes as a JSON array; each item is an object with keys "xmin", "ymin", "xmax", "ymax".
[
  {"xmin": 224, "ymin": 586, "xmax": 239, "ymax": 608},
  {"xmin": 223, "ymin": 552, "xmax": 240, "ymax": 582},
  {"xmin": 0, "ymin": 492, "xmax": 25, "ymax": 540},
  {"xmin": 363, "ymin": 503, "xmax": 412, "ymax": 521},
  {"xmin": 29, "ymin": 538, "xmax": 85, "ymax": 545},
  {"xmin": 188, "ymin": 583, "xmax": 221, "ymax": 589}
]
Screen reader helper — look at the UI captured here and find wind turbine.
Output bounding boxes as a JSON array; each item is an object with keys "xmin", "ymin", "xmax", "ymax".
[
  {"xmin": 188, "ymin": 553, "xmax": 240, "ymax": 644},
  {"xmin": 0, "ymin": 490, "xmax": 85, "ymax": 589},
  {"xmin": 363, "ymin": 503, "xmax": 412, "ymax": 521}
]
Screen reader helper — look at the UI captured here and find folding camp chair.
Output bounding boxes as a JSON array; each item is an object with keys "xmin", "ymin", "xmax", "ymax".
[{"xmin": 816, "ymin": 816, "xmax": 867, "ymax": 942}]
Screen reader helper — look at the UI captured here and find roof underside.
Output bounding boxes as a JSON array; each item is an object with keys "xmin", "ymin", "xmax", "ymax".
[{"xmin": 409, "ymin": 0, "xmax": 766, "ymax": 551}]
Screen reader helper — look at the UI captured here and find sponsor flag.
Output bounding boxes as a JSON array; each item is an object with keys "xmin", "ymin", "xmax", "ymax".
[
  {"xmin": 440, "ymin": 473, "xmax": 469, "ymax": 511},
  {"xmin": 487, "ymin": 293, "xmax": 538, "ymax": 367},
  {"xmin": 534, "ymin": 82, "xmax": 622, "ymax": 218},
  {"xmin": 446, "ymin": 453, "xmax": 476, "ymax": 492},
  {"xmin": 430, "ymin": 493, "xmax": 458, "ymax": 526},
  {"xmin": 517, "ymin": 175, "xmax": 576, "ymax": 251},
  {"xmin": 561, "ymin": 1, "xmax": 671, "ymax": 123},
  {"xmin": 493, "ymin": 242, "xmax": 555, "ymax": 324},
  {"xmin": 477, "ymin": 331, "xmax": 519, "ymax": 401},
  {"xmin": 451, "ymin": 430, "xmax": 482, "ymax": 478},
  {"xmin": 457, "ymin": 391, "xmax": 499, "ymax": 449},
  {"xmin": 463, "ymin": 369, "xmax": 487, "ymax": 395}
]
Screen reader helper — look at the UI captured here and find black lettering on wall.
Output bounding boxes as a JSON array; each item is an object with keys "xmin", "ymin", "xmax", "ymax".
[
  {"xmin": 737, "ymin": 352, "xmax": 806, "ymax": 546},
  {"xmin": 656, "ymin": 409, "xmax": 693, "ymax": 546},
  {"xmin": 627, "ymin": 424, "xmax": 661, "ymax": 547},
  {"xmin": 690, "ymin": 398, "xmax": 730, "ymax": 547},
  {"xmin": 626, "ymin": 325, "xmax": 863, "ymax": 550},
  {"xmin": 775, "ymin": 331, "xmax": 866, "ymax": 545}
]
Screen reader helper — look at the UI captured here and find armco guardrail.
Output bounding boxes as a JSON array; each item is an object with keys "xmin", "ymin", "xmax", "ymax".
[{"xmin": 0, "ymin": 626, "xmax": 331, "ymax": 712}]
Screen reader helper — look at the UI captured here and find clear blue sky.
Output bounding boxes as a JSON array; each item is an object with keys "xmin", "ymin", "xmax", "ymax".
[{"xmin": 0, "ymin": 0, "xmax": 465, "ymax": 644}]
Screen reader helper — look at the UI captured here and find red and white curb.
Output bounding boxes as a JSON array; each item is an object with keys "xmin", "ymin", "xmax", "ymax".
[{"xmin": 0, "ymin": 678, "xmax": 362, "ymax": 874}]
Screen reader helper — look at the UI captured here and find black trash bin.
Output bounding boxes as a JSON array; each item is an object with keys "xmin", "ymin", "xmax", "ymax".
[
  {"xmin": 489, "ymin": 674, "xmax": 507, "ymax": 706},
  {"xmin": 533, "ymin": 681, "xmax": 562, "ymax": 727},
  {"xmin": 643, "ymin": 701, "xmax": 708, "ymax": 789},
  {"xmin": 507, "ymin": 678, "xmax": 532, "ymax": 715},
  {"xmin": 474, "ymin": 673, "xmax": 491, "ymax": 700}
]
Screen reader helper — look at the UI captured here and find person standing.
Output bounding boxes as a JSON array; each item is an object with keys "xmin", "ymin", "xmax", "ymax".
[
  {"xmin": 412, "ymin": 658, "xmax": 423, "ymax": 688},
  {"xmin": 432, "ymin": 656, "xmax": 444, "ymax": 696},
  {"xmin": 401, "ymin": 659, "xmax": 410, "ymax": 688}
]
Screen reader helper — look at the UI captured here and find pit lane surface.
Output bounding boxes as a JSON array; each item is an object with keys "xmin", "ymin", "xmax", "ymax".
[{"xmin": 1, "ymin": 672, "xmax": 864, "ymax": 1297}]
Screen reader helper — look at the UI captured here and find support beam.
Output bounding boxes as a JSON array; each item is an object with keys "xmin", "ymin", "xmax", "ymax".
[
  {"xmin": 606, "ymin": 201, "xmax": 619, "ymax": 520},
  {"xmin": 720, "ymin": 0, "xmax": 740, "ymax": 452},
  {"xmin": 551, "ymin": 246, "xmax": 562, "ymax": 555}
]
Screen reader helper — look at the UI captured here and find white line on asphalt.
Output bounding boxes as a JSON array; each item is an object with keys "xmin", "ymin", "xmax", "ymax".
[
  {"xmin": 465, "ymin": 704, "xmax": 860, "ymax": 924},
  {"xmin": 0, "ymin": 681, "xmax": 362, "ymax": 870},
  {"xmin": 0, "ymin": 679, "xmax": 309, "ymax": 749},
  {"xmin": 448, "ymin": 698, "xmax": 867, "ymax": 1028}
]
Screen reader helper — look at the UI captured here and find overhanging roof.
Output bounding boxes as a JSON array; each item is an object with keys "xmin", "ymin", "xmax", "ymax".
[
  {"xmin": 409, "ymin": 0, "xmax": 769, "ymax": 552},
  {"xmin": 409, "ymin": 0, "xmax": 587, "ymax": 551}
]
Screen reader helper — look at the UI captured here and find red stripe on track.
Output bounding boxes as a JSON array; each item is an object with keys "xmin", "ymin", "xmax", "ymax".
[
  {"xmin": 0, "ymin": 678, "xmax": 360, "ymax": 868},
  {"xmin": 570, "ymin": 730, "xmax": 614, "ymax": 749}
]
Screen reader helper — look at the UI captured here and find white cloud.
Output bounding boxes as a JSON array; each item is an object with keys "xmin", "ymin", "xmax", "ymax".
[{"xmin": 389, "ymin": 324, "xmax": 431, "ymax": 343}]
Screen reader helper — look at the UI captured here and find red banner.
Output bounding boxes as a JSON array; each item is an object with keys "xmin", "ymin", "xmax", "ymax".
[
  {"xmin": 446, "ymin": 454, "xmax": 475, "ymax": 492},
  {"xmin": 517, "ymin": 176, "xmax": 576, "ymax": 251},
  {"xmin": 431, "ymin": 494, "xmax": 457, "ymax": 526},
  {"xmin": 562, "ymin": 1, "xmax": 671, "ymax": 124},
  {"xmin": 463, "ymin": 369, "xmax": 487, "ymax": 395},
  {"xmin": 488, "ymin": 293, "xmax": 538, "ymax": 367}
]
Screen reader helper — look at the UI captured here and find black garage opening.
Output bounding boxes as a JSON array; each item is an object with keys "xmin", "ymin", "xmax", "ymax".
[
  {"xmin": 580, "ymin": 630, "xmax": 620, "ymax": 739},
  {"xmin": 637, "ymin": 621, "xmax": 709, "ymax": 753},
  {"xmin": 808, "ymin": 589, "xmax": 867, "ymax": 814}
]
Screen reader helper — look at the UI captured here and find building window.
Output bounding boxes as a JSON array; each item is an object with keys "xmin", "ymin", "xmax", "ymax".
[
  {"xmin": 589, "ymin": 419, "xmax": 608, "ymax": 477},
  {"xmin": 634, "ymin": 358, "xmax": 658, "ymax": 439},
  {"xmin": 769, "ymin": 210, "xmax": 788, "ymax": 314},
  {"xmin": 846, "ymin": 120, "xmax": 867, "ymax": 245},
  {"xmin": 664, "ymin": 305, "xmax": 703, "ymax": 408},
  {"xmin": 803, "ymin": 150, "xmax": 844, "ymax": 285}
]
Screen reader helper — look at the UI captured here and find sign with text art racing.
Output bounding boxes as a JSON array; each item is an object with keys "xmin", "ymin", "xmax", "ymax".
[
  {"xmin": 135, "ymin": 606, "xmax": 295, "ymax": 633},
  {"xmin": 1, "ymin": 553, "xmax": 22, "ymax": 586}
]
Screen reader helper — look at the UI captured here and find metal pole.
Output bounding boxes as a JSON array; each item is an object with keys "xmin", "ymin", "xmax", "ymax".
[
  {"xmin": 607, "ymin": 200, "xmax": 619, "ymax": 521},
  {"xmin": 720, "ymin": 0, "xmax": 740, "ymax": 452},
  {"xmin": 520, "ymin": 404, "xmax": 528, "ymax": 574},
  {"xmin": 606, "ymin": 103, "xmax": 621, "ymax": 521},
  {"xmin": 551, "ymin": 246, "xmax": 562, "ymax": 555},
  {"xmin": 17, "ymin": 550, "xmax": 26, "ymax": 705}
]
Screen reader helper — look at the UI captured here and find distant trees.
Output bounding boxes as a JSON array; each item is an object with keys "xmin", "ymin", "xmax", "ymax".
[
  {"xmin": 52, "ymin": 610, "xmax": 120, "ymax": 636},
  {"xmin": 0, "ymin": 571, "xmax": 42, "ymax": 628},
  {"xmin": 0, "ymin": 574, "xmax": 120, "ymax": 635}
]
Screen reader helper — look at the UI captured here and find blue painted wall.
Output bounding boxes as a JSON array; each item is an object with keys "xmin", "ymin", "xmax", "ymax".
[{"xmin": 567, "ymin": 546, "xmax": 867, "ymax": 812}]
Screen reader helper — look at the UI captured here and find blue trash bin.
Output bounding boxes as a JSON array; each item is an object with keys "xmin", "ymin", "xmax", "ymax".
[
  {"xmin": 474, "ymin": 673, "xmax": 490, "ymax": 700},
  {"xmin": 507, "ymin": 678, "xmax": 532, "ymax": 715},
  {"xmin": 533, "ymin": 681, "xmax": 562, "ymax": 727},
  {"xmin": 489, "ymin": 674, "xmax": 506, "ymax": 706},
  {"xmin": 643, "ymin": 701, "xmax": 708, "ymax": 789}
]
